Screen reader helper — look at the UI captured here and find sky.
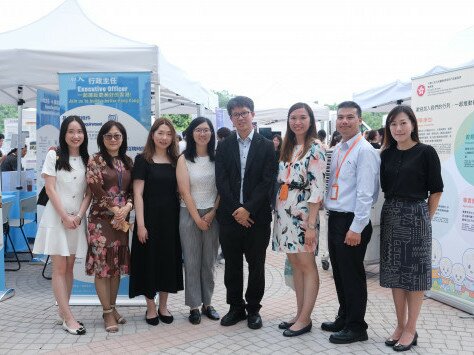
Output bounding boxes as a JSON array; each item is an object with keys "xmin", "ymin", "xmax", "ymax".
[{"xmin": 0, "ymin": 0, "xmax": 473, "ymax": 109}]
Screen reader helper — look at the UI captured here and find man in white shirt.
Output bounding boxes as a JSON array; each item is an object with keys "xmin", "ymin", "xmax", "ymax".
[{"xmin": 322, "ymin": 101, "xmax": 380, "ymax": 344}]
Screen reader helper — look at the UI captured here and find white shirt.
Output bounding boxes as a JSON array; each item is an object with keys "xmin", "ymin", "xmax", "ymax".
[
  {"xmin": 324, "ymin": 133, "xmax": 380, "ymax": 233},
  {"xmin": 237, "ymin": 129, "xmax": 254, "ymax": 204}
]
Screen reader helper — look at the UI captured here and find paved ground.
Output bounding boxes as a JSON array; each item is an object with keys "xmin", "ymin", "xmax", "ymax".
[{"xmin": 1, "ymin": 248, "xmax": 473, "ymax": 354}]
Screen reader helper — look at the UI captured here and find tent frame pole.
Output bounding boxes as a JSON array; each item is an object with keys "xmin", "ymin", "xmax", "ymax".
[{"xmin": 16, "ymin": 86, "xmax": 25, "ymax": 190}]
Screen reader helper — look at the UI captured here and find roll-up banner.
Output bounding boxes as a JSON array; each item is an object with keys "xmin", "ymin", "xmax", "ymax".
[
  {"xmin": 59, "ymin": 72, "xmax": 151, "ymax": 305},
  {"xmin": 412, "ymin": 65, "xmax": 474, "ymax": 314}
]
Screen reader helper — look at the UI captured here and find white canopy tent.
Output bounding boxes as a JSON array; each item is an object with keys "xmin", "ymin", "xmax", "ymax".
[
  {"xmin": 353, "ymin": 61, "xmax": 474, "ymax": 113},
  {"xmin": 0, "ymin": 0, "xmax": 217, "ymax": 114}
]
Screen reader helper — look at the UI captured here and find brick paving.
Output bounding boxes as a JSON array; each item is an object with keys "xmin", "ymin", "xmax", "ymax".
[{"xmin": 0, "ymin": 247, "xmax": 473, "ymax": 354}]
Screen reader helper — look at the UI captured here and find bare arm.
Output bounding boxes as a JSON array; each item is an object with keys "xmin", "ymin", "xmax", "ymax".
[
  {"xmin": 304, "ymin": 201, "xmax": 321, "ymax": 250},
  {"xmin": 44, "ymin": 175, "xmax": 76, "ymax": 229},
  {"xmin": 428, "ymin": 192, "xmax": 442, "ymax": 219},
  {"xmin": 133, "ymin": 179, "xmax": 148, "ymax": 243},
  {"xmin": 176, "ymin": 155, "xmax": 209, "ymax": 230}
]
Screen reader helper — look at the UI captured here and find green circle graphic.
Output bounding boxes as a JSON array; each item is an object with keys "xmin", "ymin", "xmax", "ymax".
[{"xmin": 454, "ymin": 111, "xmax": 474, "ymax": 184}]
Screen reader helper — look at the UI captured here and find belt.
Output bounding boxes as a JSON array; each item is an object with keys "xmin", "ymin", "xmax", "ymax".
[{"xmin": 328, "ymin": 210, "xmax": 354, "ymax": 217}]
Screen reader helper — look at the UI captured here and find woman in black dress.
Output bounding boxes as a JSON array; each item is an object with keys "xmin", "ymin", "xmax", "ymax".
[
  {"xmin": 380, "ymin": 105, "xmax": 443, "ymax": 351},
  {"xmin": 129, "ymin": 118, "xmax": 183, "ymax": 325}
]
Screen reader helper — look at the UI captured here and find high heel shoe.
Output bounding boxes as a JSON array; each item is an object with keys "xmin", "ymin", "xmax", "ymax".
[
  {"xmin": 393, "ymin": 332, "xmax": 418, "ymax": 352},
  {"xmin": 103, "ymin": 309, "xmax": 119, "ymax": 333},
  {"xmin": 111, "ymin": 304, "xmax": 126, "ymax": 324},
  {"xmin": 385, "ymin": 337, "xmax": 399, "ymax": 346},
  {"xmin": 62, "ymin": 320, "xmax": 86, "ymax": 335}
]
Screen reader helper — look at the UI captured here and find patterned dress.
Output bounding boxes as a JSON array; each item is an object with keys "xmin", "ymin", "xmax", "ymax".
[
  {"xmin": 85, "ymin": 154, "xmax": 133, "ymax": 278},
  {"xmin": 273, "ymin": 142, "xmax": 326, "ymax": 253}
]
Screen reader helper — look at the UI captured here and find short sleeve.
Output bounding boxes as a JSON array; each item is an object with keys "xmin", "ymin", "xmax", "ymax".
[
  {"xmin": 132, "ymin": 154, "xmax": 148, "ymax": 181},
  {"xmin": 307, "ymin": 143, "xmax": 326, "ymax": 204},
  {"xmin": 426, "ymin": 145, "xmax": 443, "ymax": 194},
  {"xmin": 41, "ymin": 150, "xmax": 57, "ymax": 177}
]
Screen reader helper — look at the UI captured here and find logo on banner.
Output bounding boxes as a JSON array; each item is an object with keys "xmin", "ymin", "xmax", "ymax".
[
  {"xmin": 417, "ymin": 84, "xmax": 426, "ymax": 96},
  {"xmin": 108, "ymin": 114, "xmax": 118, "ymax": 121}
]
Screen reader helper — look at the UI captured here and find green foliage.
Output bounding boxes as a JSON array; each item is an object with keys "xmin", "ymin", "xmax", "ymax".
[
  {"xmin": 212, "ymin": 90, "xmax": 234, "ymax": 108},
  {"xmin": 0, "ymin": 104, "xmax": 18, "ymax": 133},
  {"xmin": 162, "ymin": 114, "xmax": 192, "ymax": 133},
  {"xmin": 361, "ymin": 112, "xmax": 384, "ymax": 130},
  {"xmin": 326, "ymin": 103, "xmax": 339, "ymax": 111}
]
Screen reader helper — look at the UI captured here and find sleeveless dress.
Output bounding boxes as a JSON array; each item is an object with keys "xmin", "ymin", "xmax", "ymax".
[{"xmin": 33, "ymin": 150, "xmax": 88, "ymax": 257}]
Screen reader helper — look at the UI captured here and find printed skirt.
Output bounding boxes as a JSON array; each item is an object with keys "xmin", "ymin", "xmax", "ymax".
[{"xmin": 380, "ymin": 198, "xmax": 432, "ymax": 291}]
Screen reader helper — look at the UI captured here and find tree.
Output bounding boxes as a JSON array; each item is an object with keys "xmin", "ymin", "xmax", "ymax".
[
  {"xmin": 212, "ymin": 90, "xmax": 234, "ymax": 108},
  {"xmin": 0, "ymin": 104, "xmax": 18, "ymax": 133},
  {"xmin": 361, "ymin": 112, "xmax": 384, "ymax": 130},
  {"xmin": 162, "ymin": 114, "xmax": 192, "ymax": 133}
]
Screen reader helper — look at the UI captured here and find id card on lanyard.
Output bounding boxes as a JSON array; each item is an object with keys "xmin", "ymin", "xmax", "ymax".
[
  {"xmin": 330, "ymin": 135, "xmax": 362, "ymax": 200},
  {"xmin": 280, "ymin": 145, "xmax": 304, "ymax": 201}
]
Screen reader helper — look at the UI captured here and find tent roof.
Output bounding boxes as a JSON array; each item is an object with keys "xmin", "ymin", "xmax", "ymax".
[
  {"xmin": 254, "ymin": 105, "xmax": 330, "ymax": 125},
  {"xmin": 0, "ymin": 0, "xmax": 217, "ymax": 113}
]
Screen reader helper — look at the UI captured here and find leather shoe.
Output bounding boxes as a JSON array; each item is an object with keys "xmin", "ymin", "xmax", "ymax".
[
  {"xmin": 283, "ymin": 322, "xmax": 312, "ymax": 337},
  {"xmin": 321, "ymin": 316, "xmax": 345, "ymax": 332},
  {"xmin": 189, "ymin": 309, "xmax": 201, "ymax": 325},
  {"xmin": 278, "ymin": 321, "xmax": 295, "ymax": 330},
  {"xmin": 385, "ymin": 337, "xmax": 400, "ymax": 346},
  {"xmin": 220, "ymin": 308, "xmax": 247, "ymax": 326},
  {"xmin": 201, "ymin": 305, "xmax": 220, "ymax": 320},
  {"xmin": 329, "ymin": 329, "xmax": 368, "ymax": 344},
  {"xmin": 247, "ymin": 312, "xmax": 262, "ymax": 329},
  {"xmin": 158, "ymin": 309, "xmax": 174, "ymax": 324},
  {"xmin": 393, "ymin": 332, "xmax": 418, "ymax": 352},
  {"xmin": 145, "ymin": 311, "xmax": 159, "ymax": 326}
]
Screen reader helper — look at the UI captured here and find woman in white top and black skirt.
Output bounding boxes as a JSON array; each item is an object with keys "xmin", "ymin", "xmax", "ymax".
[
  {"xmin": 379, "ymin": 105, "xmax": 443, "ymax": 352},
  {"xmin": 177, "ymin": 117, "xmax": 221, "ymax": 325}
]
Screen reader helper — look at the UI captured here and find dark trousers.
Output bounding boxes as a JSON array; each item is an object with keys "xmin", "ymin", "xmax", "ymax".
[
  {"xmin": 219, "ymin": 222, "xmax": 271, "ymax": 314},
  {"xmin": 328, "ymin": 211, "xmax": 372, "ymax": 332}
]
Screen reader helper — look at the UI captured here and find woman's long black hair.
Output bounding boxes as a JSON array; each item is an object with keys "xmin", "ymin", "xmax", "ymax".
[
  {"xmin": 183, "ymin": 117, "xmax": 216, "ymax": 163},
  {"xmin": 56, "ymin": 116, "xmax": 89, "ymax": 171},
  {"xmin": 97, "ymin": 120, "xmax": 132, "ymax": 170}
]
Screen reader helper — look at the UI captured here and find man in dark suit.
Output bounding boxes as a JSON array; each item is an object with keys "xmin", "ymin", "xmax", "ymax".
[{"xmin": 215, "ymin": 96, "xmax": 276, "ymax": 330}]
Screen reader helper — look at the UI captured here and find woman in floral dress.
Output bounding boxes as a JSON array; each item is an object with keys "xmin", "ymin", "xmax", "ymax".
[
  {"xmin": 86, "ymin": 121, "xmax": 133, "ymax": 333},
  {"xmin": 273, "ymin": 102, "xmax": 326, "ymax": 337}
]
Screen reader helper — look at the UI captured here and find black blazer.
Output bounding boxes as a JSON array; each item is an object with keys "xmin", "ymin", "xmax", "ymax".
[{"xmin": 215, "ymin": 131, "xmax": 276, "ymax": 226}]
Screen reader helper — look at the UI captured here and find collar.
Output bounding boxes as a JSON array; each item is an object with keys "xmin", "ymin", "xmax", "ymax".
[
  {"xmin": 341, "ymin": 133, "xmax": 362, "ymax": 149},
  {"xmin": 237, "ymin": 129, "xmax": 255, "ymax": 142}
]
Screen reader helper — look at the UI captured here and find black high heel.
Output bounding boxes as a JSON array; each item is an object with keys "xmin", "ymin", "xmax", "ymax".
[{"xmin": 393, "ymin": 332, "xmax": 418, "ymax": 352}]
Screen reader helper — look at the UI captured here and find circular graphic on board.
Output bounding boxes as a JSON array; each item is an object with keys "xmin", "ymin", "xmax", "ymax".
[
  {"xmin": 62, "ymin": 105, "xmax": 149, "ymax": 158},
  {"xmin": 454, "ymin": 111, "xmax": 474, "ymax": 185},
  {"xmin": 432, "ymin": 167, "xmax": 458, "ymax": 240},
  {"xmin": 458, "ymin": 185, "xmax": 474, "ymax": 245}
]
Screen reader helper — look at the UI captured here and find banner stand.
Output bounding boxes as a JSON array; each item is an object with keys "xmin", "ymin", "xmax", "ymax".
[{"xmin": 0, "ymin": 288, "xmax": 15, "ymax": 302}]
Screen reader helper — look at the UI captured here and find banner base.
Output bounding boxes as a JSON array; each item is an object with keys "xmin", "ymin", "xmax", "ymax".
[
  {"xmin": 0, "ymin": 288, "xmax": 15, "ymax": 302},
  {"xmin": 426, "ymin": 290, "xmax": 474, "ymax": 315}
]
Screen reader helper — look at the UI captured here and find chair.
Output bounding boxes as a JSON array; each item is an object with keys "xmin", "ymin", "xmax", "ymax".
[
  {"xmin": 42, "ymin": 255, "xmax": 52, "ymax": 280},
  {"xmin": 8, "ymin": 195, "xmax": 36, "ymax": 262},
  {"xmin": 2, "ymin": 200, "xmax": 21, "ymax": 271}
]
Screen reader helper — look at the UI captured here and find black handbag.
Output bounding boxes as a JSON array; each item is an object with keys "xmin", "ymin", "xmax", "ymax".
[{"xmin": 37, "ymin": 186, "xmax": 49, "ymax": 206}]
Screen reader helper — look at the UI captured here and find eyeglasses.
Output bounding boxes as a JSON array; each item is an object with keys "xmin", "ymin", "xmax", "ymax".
[
  {"xmin": 231, "ymin": 111, "xmax": 251, "ymax": 119},
  {"xmin": 194, "ymin": 128, "xmax": 211, "ymax": 134},
  {"xmin": 104, "ymin": 133, "xmax": 123, "ymax": 141}
]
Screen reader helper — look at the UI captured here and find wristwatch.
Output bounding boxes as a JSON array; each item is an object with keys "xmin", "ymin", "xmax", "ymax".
[{"xmin": 307, "ymin": 223, "xmax": 316, "ymax": 230}]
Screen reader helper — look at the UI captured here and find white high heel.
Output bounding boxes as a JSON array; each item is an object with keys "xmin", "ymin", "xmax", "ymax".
[{"xmin": 62, "ymin": 320, "xmax": 86, "ymax": 335}]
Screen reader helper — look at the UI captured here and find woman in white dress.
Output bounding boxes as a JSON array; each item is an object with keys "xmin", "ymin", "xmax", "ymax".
[{"xmin": 33, "ymin": 116, "xmax": 91, "ymax": 335}]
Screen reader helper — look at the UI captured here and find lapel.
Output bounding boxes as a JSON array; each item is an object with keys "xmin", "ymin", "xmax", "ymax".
[
  {"xmin": 244, "ymin": 132, "xmax": 260, "ymax": 176},
  {"xmin": 231, "ymin": 134, "xmax": 241, "ymax": 173}
]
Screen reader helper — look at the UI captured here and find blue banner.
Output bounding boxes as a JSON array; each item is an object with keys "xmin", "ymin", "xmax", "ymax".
[{"xmin": 59, "ymin": 72, "xmax": 151, "ymax": 304}]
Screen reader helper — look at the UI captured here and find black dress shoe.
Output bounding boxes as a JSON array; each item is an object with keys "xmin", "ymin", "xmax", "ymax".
[
  {"xmin": 393, "ymin": 332, "xmax": 418, "ymax": 352},
  {"xmin": 329, "ymin": 329, "xmax": 368, "ymax": 344},
  {"xmin": 385, "ymin": 337, "xmax": 400, "ymax": 346},
  {"xmin": 278, "ymin": 321, "xmax": 295, "ymax": 330},
  {"xmin": 247, "ymin": 312, "xmax": 262, "ymax": 330},
  {"xmin": 220, "ymin": 309, "xmax": 247, "ymax": 326},
  {"xmin": 145, "ymin": 311, "xmax": 159, "ymax": 326},
  {"xmin": 158, "ymin": 309, "xmax": 174, "ymax": 324},
  {"xmin": 201, "ymin": 305, "xmax": 220, "ymax": 320},
  {"xmin": 283, "ymin": 322, "xmax": 312, "ymax": 337},
  {"xmin": 321, "ymin": 316, "xmax": 345, "ymax": 332},
  {"xmin": 189, "ymin": 309, "xmax": 201, "ymax": 325}
]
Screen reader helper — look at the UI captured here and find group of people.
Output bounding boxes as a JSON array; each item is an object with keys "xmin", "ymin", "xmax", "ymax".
[{"xmin": 32, "ymin": 95, "xmax": 442, "ymax": 353}]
